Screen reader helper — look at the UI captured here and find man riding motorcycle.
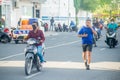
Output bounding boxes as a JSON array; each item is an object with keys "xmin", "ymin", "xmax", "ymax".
[
  {"xmin": 105, "ymin": 18, "xmax": 119, "ymax": 46},
  {"xmin": 26, "ymin": 22, "xmax": 45, "ymax": 63}
]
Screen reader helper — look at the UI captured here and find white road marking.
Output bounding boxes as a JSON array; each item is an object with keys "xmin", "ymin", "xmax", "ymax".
[
  {"xmin": 100, "ymin": 48, "xmax": 106, "ymax": 51},
  {"xmin": 25, "ymin": 72, "xmax": 42, "ymax": 79},
  {"xmin": 0, "ymin": 40, "xmax": 80, "ymax": 61},
  {"xmin": 0, "ymin": 53, "xmax": 24, "ymax": 61},
  {"xmin": 0, "ymin": 61, "xmax": 119, "ymax": 79},
  {"xmin": 46, "ymin": 40, "xmax": 79, "ymax": 49},
  {"xmin": 0, "ymin": 61, "xmax": 120, "ymax": 70}
]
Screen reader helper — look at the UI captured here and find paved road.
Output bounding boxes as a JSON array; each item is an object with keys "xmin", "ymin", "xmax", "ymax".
[{"xmin": 0, "ymin": 29, "xmax": 120, "ymax": 80}]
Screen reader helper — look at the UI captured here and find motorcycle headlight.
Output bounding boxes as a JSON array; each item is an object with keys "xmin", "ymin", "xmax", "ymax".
[
  {"xmin": 33, "ymin": 47, "xmax": 37, "ymax": 54},
  {"xmin": 24, "ymin": 48, "xmax": 27, "ymax": 53},
  {"xmin": 109, "ymin": 32, "xmax": 113, "ymax": 35}
]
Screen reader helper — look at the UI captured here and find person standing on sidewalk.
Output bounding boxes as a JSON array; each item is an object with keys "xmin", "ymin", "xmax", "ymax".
[
  {"xmin": 78, "ymin": 19, "xmax": 97, "ymax": 70},
  {"xmin": 50, "ymin": 17, "xmax": 54, "ymax": 31}
]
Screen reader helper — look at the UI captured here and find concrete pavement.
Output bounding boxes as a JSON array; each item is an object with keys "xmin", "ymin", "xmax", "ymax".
[{"xmin": 44, "ymin": 31, "xmax": 59, "ymax": 37}]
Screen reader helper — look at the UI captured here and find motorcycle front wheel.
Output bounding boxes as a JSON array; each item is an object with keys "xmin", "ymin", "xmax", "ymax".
[
  {"xmin": 109, "ymin": 39, "xmax": 113, "ymax": 48},
  {"xmin": 25, "ymin": 58, "xmax": 33, "ymax": 75}
]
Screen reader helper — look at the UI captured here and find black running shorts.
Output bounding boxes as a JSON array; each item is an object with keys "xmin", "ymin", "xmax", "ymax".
[{"xmin": 82, "ymin": 44, "xmax": 93, "ymax": 52}]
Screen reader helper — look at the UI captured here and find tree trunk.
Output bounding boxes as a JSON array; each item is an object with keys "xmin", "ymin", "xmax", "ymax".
[{"xmin": 75, "ymin": 10, "xmax": 78, "ymax": 26}]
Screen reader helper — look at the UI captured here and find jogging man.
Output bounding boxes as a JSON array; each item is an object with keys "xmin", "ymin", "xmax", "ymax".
[{"xmin": 78, "ymin": 19, "xmax": 97, "ymax": 70}]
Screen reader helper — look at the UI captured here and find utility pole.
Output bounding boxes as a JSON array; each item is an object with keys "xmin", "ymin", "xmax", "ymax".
[{"xmin": 32, "ymin": 2, "xmax": 35, "ymax": 18}]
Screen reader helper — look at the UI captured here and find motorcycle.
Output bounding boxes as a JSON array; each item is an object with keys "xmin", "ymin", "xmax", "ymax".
[
  {"xmin": 58, "ymin": 23, "xmax": 63, "ymax": 32},
  {"xmin": 94, "ymin": 27, "xmax": 101, "ymax": 41},
  {"xmin": 63, "ymin": 24, "xmax": 69, "ymax": 32},
  {"xmin": 24, "ymin": 38, "xmax": 44, "ymax": 75},
  {"xmin": 105, "ymin": 29, "xmax": 117, "ymax": 48}
]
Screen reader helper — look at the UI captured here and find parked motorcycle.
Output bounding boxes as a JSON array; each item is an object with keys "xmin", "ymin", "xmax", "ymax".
[
  {"xmin": 70, "ymin": 25, "xmax": 78, "ymax": 32},
  {"xmin": 54, "ymin": 26, "xmax": 59, "ymax": 32},
  {"xmin": 105, "ymin": 29, "xmax": 117, "ymax": 48},
  {"xmin": 58, "ymin": 23, "xmax": 63, "ymax": 32},
  {"xmin": 63, "ymin": 23, "xmax": 69, "ymax": 32},
  {"xmin": 24, "ymin": 38, "xmax": 44, "ymax": 75}
]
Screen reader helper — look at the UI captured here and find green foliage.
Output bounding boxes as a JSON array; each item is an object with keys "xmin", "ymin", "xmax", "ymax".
[
  {"xmin": 73, "ymin": 0, "xmax": 81, "ymax": 25},
  {"xmin": 80, "ymin": 0, "xmax": 98, "ymax": 11},
  {"xmin": 74, "ymin": 0, "xmax": 81, "ymax": 14},
  {"xmin": 94, "ymin": 0, "xmax": 120, "ymax": 17},
  {"xmin": 74, "ymin": 0, "xmax": 120, "ymax": 18}
]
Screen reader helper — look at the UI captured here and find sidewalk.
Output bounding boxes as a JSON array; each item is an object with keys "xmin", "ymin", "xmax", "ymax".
[{"xmin": 44, "ymin": 31, "xmax": 58, "ymax": 37}]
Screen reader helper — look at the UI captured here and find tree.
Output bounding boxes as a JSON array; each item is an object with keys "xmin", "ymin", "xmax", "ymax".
[
  {"xmin": 74, "ymin": 0, "xmax": 98, "ymax": 25},
  {"xmin": 80, "ymin": 0, "xmax": 98, "ymax": 11},
  {"xmin": 74, "ymin": 0, "xmax": 120, "ymax": 24},
  {"xmin": 73, "ymin": 0, "xmax": 81, "ymax": 25},
  {"xmin": 94, "ymin": 0, "xmax": 120, "ymax": 18}
]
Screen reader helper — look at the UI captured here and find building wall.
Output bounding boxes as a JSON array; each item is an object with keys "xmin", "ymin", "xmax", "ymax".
[
  {"xmin": 1, "ymin": 0, "xmax": 43, "ymax": 28},
  {"xmin": 41, "ymin": 0, "xmax": 75, "ymax": 25},
  {"xmin": 77, "ymin": 10, "xmax": 92, "ymax": 27},
  {"xmin": 11, "ymin": 1, "xmax": 33, "ymax": 27},
  {"xmin": 1, "ymin": 0, "xmax": 12, "ymax": 28}
]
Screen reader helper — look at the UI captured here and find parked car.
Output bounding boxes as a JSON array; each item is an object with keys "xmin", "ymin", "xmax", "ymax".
[{"xmin": 0, "ymin": 28, "xmax": 11, "ymax": 43}]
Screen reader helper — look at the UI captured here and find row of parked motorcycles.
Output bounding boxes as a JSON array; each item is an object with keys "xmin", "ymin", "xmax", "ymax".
[{"xmin": 54, "ymin": 23, "xmax": 78, "ymax": 32}]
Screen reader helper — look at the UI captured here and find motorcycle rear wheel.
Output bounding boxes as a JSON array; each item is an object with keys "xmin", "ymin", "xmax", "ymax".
[{"xmin": 36, "ymin": 56, "xmax": 42, "ymax": 71}]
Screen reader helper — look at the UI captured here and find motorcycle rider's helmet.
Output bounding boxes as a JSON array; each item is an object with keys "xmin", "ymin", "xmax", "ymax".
[{"xmin": 110, "ymin": 18, "xmax": 114, "ymax": 22}]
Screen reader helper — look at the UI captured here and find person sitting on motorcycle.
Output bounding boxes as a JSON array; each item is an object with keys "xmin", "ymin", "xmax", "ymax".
[
  {"xmin": 26, "ymin": 22, "xmax": 46, "ymax": 63},
  {"xmin": 107, "ymin": 18, "xmax": 118, "ymax": 32},
  {"xmin": 99, "ymin": 19, "xmax": 104, "ymax": 30},
  {"xmin": 70, "ymin": 20, "xmax": 76, "ymax": 31},
  {"xmin": 92, "ymin": 26, "xmax": 97, "ymax": 47},
  {"xmin": 106, "ymin": 18, "xmax": 119, "ymax": 45},
  {"xmin": 93, "ymin": 18, "xmax": 101, "ymax": 39}
]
